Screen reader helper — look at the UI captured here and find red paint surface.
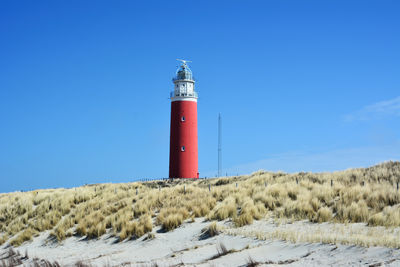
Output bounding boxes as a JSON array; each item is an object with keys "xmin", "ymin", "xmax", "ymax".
[{"xmin": 169, "ymin": 100, "xmax": 198, "ymax": 178}]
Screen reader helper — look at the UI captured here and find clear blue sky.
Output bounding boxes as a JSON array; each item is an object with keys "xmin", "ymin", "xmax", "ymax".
[{"xmin": 1, "ymin": 0, "xmax": 399, "ymax": 193}]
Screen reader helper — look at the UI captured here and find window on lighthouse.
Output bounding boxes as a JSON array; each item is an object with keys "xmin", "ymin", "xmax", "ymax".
[
  {"xmin": 181, "ymin": 146, "xmax": 185, "ymax": 152},
  {"xmin": 181, "ymin": 84, "xmax": 186, "ymax": 95},
  {"xmin": 181, "ymin": 116, "xmax": 185, "ymax": 122}
]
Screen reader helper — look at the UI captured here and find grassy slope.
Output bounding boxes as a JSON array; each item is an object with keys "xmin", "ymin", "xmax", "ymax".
[{"xmin": 0, "ymin": 161, "xmax": 400, "ymax": 247}]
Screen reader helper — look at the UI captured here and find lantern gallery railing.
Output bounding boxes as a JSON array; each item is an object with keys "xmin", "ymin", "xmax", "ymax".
[
  {"xmin": 170, "ymin": 91, "xmax": 198, "ymax": 98},
  {"xmin": 172, "ymin": 77, "xmax": 194, "ymax": 82}
]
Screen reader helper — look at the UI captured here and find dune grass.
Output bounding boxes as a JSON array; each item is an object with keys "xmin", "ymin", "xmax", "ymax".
[
  {"xmin": 222, "ymin": 219, "xmax": 400, "ymax": 248},
  {"xmin": 202, "ymin": 221, "xmax": 220, "ymax": 237},
  {"xmin": 0, "ymin": 161, "xmax": 400, "ymax": 247}
]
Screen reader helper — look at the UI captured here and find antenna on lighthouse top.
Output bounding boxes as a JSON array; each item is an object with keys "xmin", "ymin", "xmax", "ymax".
[{"xmin": 176, "ymin": 59, "xmax": 192, "ymax": 67}]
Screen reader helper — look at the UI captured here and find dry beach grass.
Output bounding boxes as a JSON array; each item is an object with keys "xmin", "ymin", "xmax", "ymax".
[{"xmin": 1, "ymin": 161, "xmax": 400, "ymax": 248}]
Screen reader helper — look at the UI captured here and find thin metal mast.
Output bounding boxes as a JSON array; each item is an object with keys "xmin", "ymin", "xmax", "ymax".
[{"xmin": 218, "ymin": 113, "xmax": 222, "ymax": 177}]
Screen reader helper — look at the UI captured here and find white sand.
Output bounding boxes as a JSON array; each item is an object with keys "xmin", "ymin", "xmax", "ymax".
[{"xmin": 1, "ymin": 218, "xmax": 399, "ymax": 266}]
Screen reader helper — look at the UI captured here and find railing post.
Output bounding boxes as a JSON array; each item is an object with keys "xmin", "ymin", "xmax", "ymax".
[
  {"xmin": 208, "ymin": 184, "xmax": 211, "ymax": 192},
  {"xmin": 331, "ymin": 179, "xmax": 333, "ymax": 187}
]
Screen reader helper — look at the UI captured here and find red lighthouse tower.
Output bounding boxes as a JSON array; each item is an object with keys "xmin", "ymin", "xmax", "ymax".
[{"xmin": 169, "ymin": 60, "xmax": 199, "ymax": 179}]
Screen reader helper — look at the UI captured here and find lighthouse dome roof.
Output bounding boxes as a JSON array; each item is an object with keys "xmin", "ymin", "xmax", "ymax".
[{"xmin": 174, "ymin": 63, "xmax": 193, "ymax": 81}]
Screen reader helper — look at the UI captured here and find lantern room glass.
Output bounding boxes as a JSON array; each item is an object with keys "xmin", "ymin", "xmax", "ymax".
[{"xmin": 173, "ymin": 64, "xmax": 194, "ymax": 81}]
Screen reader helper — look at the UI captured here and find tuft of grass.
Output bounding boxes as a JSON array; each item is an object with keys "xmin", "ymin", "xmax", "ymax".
[
  {"xmin": 340, "ymin": 201, "xmax": 369, "ymax": 223},
  {"xmin": 161, "ymin": 214, "xmax": 183, "ymax": 231},
  {"xmin": 207, "ymin": 221, "xmax": 219, "ymax": 237},
  {"xmin": 10, "ymin": 228, "xmax": 35, "ymax": 246},
  {"xmin": 140, "ymin": 214, "xmax": 153, "ymax": 233},
  {"xmin": 246, "ymin": 256, "xmax": 260, "ymax": 267},
  {"xmin": 368, "ymin": 212, "xmax": 385, "ymax": 226},
  {"xmin": 315, "ymin": 207, "xmax": 333, "ymax": 223},
  {"xmin": 368, "ymin": 205, "xmax": 400, "ymax": 227},
  {"xmin": 119, "ymin": 221, "xmax": 138, "ymax": 240},
  {"xmin": 145, "ymin": 232, "xmax": 155, "ymax": 240},
  {"xmin": 51, "ymin": 225, "xmax": 66, "ymax": 241},
  {"xmin": 156, "ymin": 207, "xmax": 189, "ymax": 231},
  {"xmin": 234, "ymin": 213, "xmax": 254, "ymax": 227},
  {"xmin": 119, "ymin": 214, "xmax": 153, "ymax": 240},
  {"xmin": 216, "ymin": 241, "xmax": 229, "ymax": 256},
  {"xmin": 192, "ymin": 204, "xmax": 210, "ymax": 217},
  {"xmin": 208, "ymin": 197, "xmax": 236, "ymax": 221},
  {"xmin": 201, "ymin": 221, "xmax": 220, "ymax": 238},
  {"xmin": 0, "ymin": 233, "xmax": 8, "ymax": 245},
  {"xmin": 51, "ymin": 217, "xmax": 74, "ymax": 241},
  {"xmin": 234, "ymin": 198, "xmax": 262, "ymax": 227},
  {"xmin": 86, "ymin": 222, "xmax": 106, "ymax": 239}
]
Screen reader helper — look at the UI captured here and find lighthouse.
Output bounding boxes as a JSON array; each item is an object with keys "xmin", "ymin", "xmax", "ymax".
[{"xmin": 169, "ymin": 60, "xmax": 199, "ymax": 179}]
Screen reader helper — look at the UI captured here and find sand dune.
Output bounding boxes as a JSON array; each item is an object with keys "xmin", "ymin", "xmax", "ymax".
[
  {"xmin": 1, "ymin": 218, "xmax": 399, "ymax": 266},
  {"xmin": 2, "ymin": 162, "xmax": 400, "ymax": 266}
]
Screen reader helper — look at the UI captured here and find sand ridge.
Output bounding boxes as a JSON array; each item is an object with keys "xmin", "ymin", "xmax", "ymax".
[{"xmin": 1, "ymin": 218, "xmax": 399, "ymax": 266}]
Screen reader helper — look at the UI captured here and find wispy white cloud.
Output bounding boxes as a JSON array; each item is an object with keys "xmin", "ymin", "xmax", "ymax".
[
  {"xmin": 345, "ymin": 96, "xmax": 400, "ymax": 121},
  {"xmin": 204, "ymin": 143, "xmax": 400, "ymax": 176}
]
